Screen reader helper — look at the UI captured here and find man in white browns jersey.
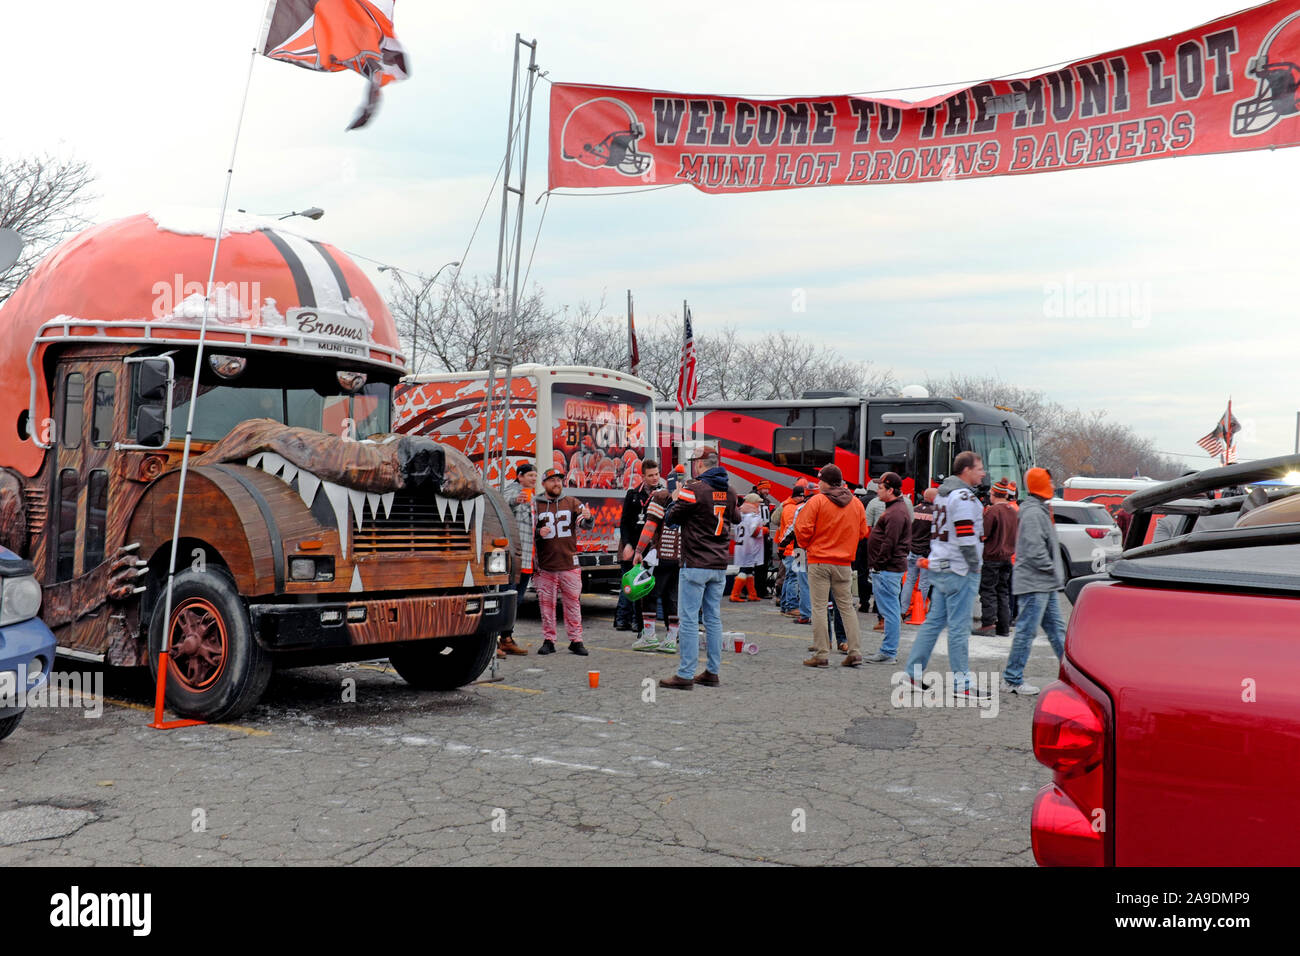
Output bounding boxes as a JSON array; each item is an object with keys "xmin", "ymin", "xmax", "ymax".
[{"xmin": 902, "ymin": 450, "xmax": 991, "ymax": 700}]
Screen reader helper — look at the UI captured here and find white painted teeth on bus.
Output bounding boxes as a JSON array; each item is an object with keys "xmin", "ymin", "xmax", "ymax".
[{"xmin": 244, "ymin": 454, "xmax": 482, "ymax": 561}]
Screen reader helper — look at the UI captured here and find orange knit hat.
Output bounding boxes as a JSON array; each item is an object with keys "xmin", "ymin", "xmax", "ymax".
[{"xmin": 1026, "ymin": 467, "xmax": 1053, "ymax": 500}]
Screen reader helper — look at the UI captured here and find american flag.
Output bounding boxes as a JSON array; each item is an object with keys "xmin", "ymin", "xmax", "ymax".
[
  {"xmin": 675, "ymin": 304, "xmax": 698, "ymax": 411},
  {"xmin": 1196, "ymin": 400, "xmax": 1241, "ymax": 463}
]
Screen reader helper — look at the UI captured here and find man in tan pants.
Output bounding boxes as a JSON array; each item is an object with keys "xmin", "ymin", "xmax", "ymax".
[{"xmin": 794, "ymin": 464, "xmax": 870, "ymax": 668}]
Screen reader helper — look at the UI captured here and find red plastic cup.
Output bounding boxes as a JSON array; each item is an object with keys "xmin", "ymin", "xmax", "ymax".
[
  {"xmin": 734, "ymin": 639, "xmax": 744, "ymax": 653},
  {"xmin": 587, "ymin": 670, "xmax": 600, "ymax": 688}
]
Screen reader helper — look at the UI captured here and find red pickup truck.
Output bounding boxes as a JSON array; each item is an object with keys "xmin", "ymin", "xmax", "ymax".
[{"xmin": 1030, "ymin": 456, "xmax": 1300, "ymax": 866}]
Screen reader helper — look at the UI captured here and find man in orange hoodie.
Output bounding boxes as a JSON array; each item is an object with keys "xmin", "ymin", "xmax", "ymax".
[{"xmin": 795, "ymin": 465, "xmax": 869, "ymax": 668}]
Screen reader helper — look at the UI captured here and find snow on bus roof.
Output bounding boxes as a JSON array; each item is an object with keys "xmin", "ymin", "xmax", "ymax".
[{"xmin": 145, "ymin": 206, "xmax": 307, "ymax": 240}]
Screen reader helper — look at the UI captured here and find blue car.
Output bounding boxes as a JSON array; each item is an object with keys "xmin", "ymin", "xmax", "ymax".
[{"xmin": 0, "ymin": 546, "xmax": 56, "ymax": 742}]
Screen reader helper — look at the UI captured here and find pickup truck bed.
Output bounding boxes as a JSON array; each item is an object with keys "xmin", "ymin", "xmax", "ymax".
[{"xmin": 1035, "ymin": 543, "xmax": 1300, "ymax": 866}]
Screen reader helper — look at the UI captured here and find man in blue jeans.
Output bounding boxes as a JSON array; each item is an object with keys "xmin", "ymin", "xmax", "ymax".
[
  {"xmin": 903, "ymin": 451, "xmax": 991, "ymax": 700},
  {"xmin": 1002, "ymin": 467, "xmax": 1067, "ymax": 696},
  {"xmin": 864, "ymin": 472, "xmax": 909, "ymax": 664},
  {"xmin": 638, "ymin": 446, "xmax": 738, "ymax": 690}
]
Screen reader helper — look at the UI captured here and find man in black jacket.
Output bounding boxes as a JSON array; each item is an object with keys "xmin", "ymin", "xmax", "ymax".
[
  {"xmin": 863, "ymin": 472, "xmax": 910, "ymax": 664},
  {"xmin": 639, "ymin": 447, "xmax": 738, "ymax": 690}
]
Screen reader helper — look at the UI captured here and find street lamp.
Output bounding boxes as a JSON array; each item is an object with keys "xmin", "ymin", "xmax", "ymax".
[
  {"xmin": 235, "ymin": 206, "xmax": 325, "ymax": 220},
  {"xmin": 378, "ymin": 260, "xmax": 459, "ymax": 373}
]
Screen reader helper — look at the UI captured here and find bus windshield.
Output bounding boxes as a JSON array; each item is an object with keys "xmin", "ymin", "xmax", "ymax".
[
  {"xmin": 161, "ymin": 358, "xmax": 393, "ymax": 442},
  {"xmin": 550, "ymin": 383, "xmax": 651, "ymax": 490},
  {"xmin": 964, "ymin": 423, "xmax": 1031, "ymax": 491}
]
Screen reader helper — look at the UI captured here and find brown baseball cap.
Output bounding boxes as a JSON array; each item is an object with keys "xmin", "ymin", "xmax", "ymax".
[{"xmin": 542, "ymin": 467, "xmax": 564, "ymax": 481}]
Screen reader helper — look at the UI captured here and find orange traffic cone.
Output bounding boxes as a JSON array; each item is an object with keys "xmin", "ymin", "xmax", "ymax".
[{"xmin": 907, "ymin": 578, "xmax": 927, "ymax": 625}]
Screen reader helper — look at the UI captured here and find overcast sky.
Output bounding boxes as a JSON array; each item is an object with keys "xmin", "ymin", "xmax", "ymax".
[{"xmin": 5, "ymin": 0, "xmax": 1295, "ymax": 467}]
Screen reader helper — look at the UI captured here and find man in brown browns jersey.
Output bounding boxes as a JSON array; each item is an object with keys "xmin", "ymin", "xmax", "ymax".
[
  {"xmin": 533, "ymin": 468, "xmax": 595, "ymax": 656},
  {"xmin": 643, "ymin": 446, "xmax": 738, "ymax": 690}
]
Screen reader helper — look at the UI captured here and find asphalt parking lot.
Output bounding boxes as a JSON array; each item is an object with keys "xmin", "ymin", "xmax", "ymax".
[{"xmin": 0, "ymin": 590, "xmax": 1066, "ymax": 866}]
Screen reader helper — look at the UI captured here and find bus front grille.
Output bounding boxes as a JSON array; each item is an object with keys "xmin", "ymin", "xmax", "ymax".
[{"xmin": 352, "ymin": 491, "xmax": 477, "ymax": 554}]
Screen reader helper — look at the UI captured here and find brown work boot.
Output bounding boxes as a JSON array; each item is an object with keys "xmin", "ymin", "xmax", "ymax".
[
  {"xmin": 842, "ymin": 653, "xmax": 863, "ymax": 667},
  {"xmin": 659, "ymin": 674, "xmax": 694, "ymax": 690},
  {"xmin": 803, "ymin": 656, "xmax": 829, "ymax": 668},
  {"xmin": 498, "ymin": 635, "xmax": 529, "ymax": 656},
  {"xmin": 873, "ymin": 620, "xmax": 885, "ymax": 631},
  {"xmin": 693, "ymin": 671, "xmax": 720, "ymax": 686}
]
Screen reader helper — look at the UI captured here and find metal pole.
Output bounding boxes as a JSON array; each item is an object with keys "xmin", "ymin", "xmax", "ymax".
[
  {"xmin": 500, "ymin": 38, "xmax": 537, "ymax": 491},
  {"xmin": 154, "ymin": 41, "xmax": 260, "ymax": 727},
  {"xmin": 1294, "ymin": 411, "xmax": 1298, "ymax": 455},
  {"xmin": 484, "ymin": 34, "xmax": 523, "ymax": 482}
]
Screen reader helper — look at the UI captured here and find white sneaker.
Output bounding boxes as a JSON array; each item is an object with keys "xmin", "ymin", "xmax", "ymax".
[
  {"xmin": 656, "ymin": 639, "xmax": 678, "ymax": 654},
  {"xmin": 631, "ymin": 632, "xmax": 660, "ymax": 651},
  {"xmin": 1000, "ymin": 680, "xmax": 1040, "ymax": 696}
]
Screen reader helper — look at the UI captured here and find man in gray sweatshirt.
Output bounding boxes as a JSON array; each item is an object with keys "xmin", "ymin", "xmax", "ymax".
[{"xmin": 1001, "ymin": 467, "xmax": 1067, "ymax": 696}]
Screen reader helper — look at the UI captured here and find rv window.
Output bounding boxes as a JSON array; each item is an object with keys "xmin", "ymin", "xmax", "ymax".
[
  {"xmin": 84, "ymin": 470, "xmax": 108, "ymax": 569},
  {"xmin": 814, "ymin": 408, "xmax": 855, "ymax": 445},
  {"xmin": 56, "ymin": 469, "xmax": 78, "ymax": 581},
  {"xmin": 870, "ymin": 438, "xmax": 909, "ymax": 458},
  {"xmin": 773, "ymin": 427, "xmax": 806, "ymax": 466},
  {"xmin": 61, "ymin": 373, "xmax": 84, "ymax": 449},
  {"xmin": 773, "ymin": 426, "xmax": 835, "ymax": 467},
  {"xmin": 92, "ymin": 372, "xmax": 115, "ymax": 447}
]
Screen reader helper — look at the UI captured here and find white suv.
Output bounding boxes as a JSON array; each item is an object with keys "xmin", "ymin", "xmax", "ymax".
[{"xmin": 1049, "ymin": 499, "xmax": 1122, "ymax": 580}]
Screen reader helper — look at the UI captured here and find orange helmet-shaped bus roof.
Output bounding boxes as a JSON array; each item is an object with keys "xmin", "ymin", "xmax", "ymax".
[{"xmin": 0, "ymin": 209, "xmax": 403, "ymax": 477}]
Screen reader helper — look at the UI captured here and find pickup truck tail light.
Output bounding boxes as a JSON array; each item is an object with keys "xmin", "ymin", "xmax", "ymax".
[{"xmin": 1031, "ymin": 675, "xmax": 1110, "ymax": 866}]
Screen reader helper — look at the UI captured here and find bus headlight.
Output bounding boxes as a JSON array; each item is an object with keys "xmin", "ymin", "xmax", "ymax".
[
  {"xmin": 0, "ymin": 575, "xmax": 42, "ymax": 626},
  {"xmin": 487, "ymin": 550, "xmax": 508, "ymax": 575}
]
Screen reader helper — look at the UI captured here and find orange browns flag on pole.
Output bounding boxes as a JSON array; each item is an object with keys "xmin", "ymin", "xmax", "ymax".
[{"xmin": 260, "ymin": 0, "xmax": 409, "ymax": 130}]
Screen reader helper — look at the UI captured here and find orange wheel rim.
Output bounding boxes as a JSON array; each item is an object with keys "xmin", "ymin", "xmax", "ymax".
[{"xmin": 167, "ymin": 598, "xmax": 228, "ymax": 692}]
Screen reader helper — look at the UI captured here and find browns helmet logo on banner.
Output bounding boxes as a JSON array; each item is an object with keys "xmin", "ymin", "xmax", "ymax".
[
  {"xmin": 560, "ymin": 97, "xmax": 653, "ymax": 177},
  {"xmin": 1232, "ymin": 10, "xmax": 1300, "ymax": 136}
]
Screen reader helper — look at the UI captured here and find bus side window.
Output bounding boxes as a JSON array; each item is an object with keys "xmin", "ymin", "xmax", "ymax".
[
  {"xmin": 92, "ymin": 371, "xmax": 115, "ymax": 447},
  {"xmin": 84, "ymin": 470, "xmax": 109, "ymax": 569},
  {"xmin": 62, "ymin": 372, "xmax": 85, "ymax": 449},
  {"xmin": 773, "ymin": 426, "xmax": 834, "ymax": 467},
  {"xmin": 773, "ymin": 427, "xmax": 807, "ymax": 466},
  {"xmin": 56, "ymin": 468, "xmax": 79, "ymax": 581}
]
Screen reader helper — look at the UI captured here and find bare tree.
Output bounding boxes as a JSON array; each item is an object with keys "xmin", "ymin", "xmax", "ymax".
[
  {"xmin": 924, "ymin": 373, "xmax": 1181, "ymax": 479},
  {"xmin": 0, "ymin": 154, "xmax": 96, "ymax": 303},
  {"xmin": 391, "ymin": 274, "xmax": 565, "ymax": 374}
]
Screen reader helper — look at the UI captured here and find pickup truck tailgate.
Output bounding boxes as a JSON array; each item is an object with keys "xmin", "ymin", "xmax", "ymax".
[{"xmin": 1069, "ymin": 579, "xmax": 1300, "ymax": 865}]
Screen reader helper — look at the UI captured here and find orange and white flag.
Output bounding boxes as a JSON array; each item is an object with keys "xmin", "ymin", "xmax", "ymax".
[{"xmin": 260, "ymin": 0, "xmax": 409, "ymax": 130}]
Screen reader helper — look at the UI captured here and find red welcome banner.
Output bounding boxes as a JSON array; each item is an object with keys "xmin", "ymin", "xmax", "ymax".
[{"xmin": 549, "ymin": 0, "xmax": 1300, "ymax": 193}]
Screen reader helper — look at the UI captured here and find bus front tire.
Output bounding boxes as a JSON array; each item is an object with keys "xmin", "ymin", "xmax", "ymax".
[{"xmin": 147, "ymin": 568, "xmax": 272, "ymax": 723}]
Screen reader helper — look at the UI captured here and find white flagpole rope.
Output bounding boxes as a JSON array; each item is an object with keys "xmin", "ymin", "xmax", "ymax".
[{"xmin": 154, "ymin": 39, "xmax": 260, "ymax": 723}]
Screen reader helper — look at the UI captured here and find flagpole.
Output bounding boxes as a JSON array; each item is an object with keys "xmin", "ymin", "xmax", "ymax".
[
  {"xmin": 626, "ymin": 289, "xmax": 633, "ymax": 372},
  {"xmin": 152, "ymin": 34, "xmax": 262, "ymax": 729},
  {"xmin": 1225, "ymin": 396, "xmax": 1232, "ymax": 465}
]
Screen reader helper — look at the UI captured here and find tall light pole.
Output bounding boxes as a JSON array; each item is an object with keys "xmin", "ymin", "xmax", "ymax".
[{"xmin": 378, "ymin": 259, "xmax": 459, "ymax": 374}]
